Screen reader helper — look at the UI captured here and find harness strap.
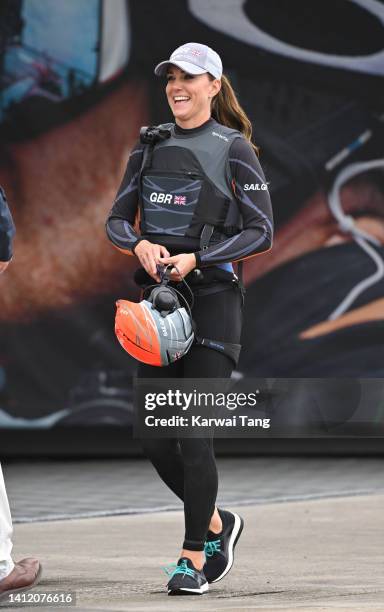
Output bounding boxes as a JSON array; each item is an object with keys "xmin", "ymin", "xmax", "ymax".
[
  {"xmin": 190, "ymin": 280, "xmax": 239, "ymax": 298},
  {"xmin": 236, "ymin": 261, "xmax": 246, "ymax": 308},
  {"xmin": 194, "ymin": 335, "xmax": 242, "ymax": 367},
  {"xmin": 140, "ymin": 124, "xmax": 172, "ymax": 173},
  {"xmin": 200, "ymin": 224, "xmax": 215, "ymax": 250},
  {"xmin": 137, "ymin": 143, "xmax": 154, "ymax": 232},
  {"xmin": 142, "ymin": 143, "xmax": 154, "ymax": 172}
]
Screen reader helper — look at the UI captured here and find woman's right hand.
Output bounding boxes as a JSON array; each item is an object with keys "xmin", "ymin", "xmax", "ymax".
[{"xmin": 133, "ymin": 240, "xmax": 170, "ymax": 282}]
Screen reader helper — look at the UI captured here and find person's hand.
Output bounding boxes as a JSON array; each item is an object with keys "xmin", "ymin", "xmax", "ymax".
[
  {"xmin": 158, "ymin": 253, "xmax": 196, "ymax": 281},
  {"xmin": 0, "ymin": 261, "xmax": 10, "ymax": 274},
  {"xmin": 134, "ymin": 240, "xmax": 170, "ymax": 282}
]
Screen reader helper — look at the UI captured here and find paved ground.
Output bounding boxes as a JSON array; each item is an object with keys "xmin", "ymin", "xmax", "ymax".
[
  {"xmin": 2, "ymin": 458, "xmax": 384, "ymax": 610},
  {"xmin": 3, "ymin": 458, "xmax": 384, "ymax": 522},
  {"xmin": 7, "ymin": 494, "xmax": 384, "ymax": 611}
]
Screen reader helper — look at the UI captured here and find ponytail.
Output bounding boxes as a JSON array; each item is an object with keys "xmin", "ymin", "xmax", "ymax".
[{"xmin": 210, "ymin": 74, "xmax": 259, "ymax": 156}]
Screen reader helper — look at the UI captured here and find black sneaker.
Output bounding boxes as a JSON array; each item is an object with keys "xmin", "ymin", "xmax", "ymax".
[
  {"xmin": 203, "ymin": 508, "xmax": 244, "ymax": 583},
  {"xmin": 163, "ymin": 557, "xmax": 209, "ymax": 596}
]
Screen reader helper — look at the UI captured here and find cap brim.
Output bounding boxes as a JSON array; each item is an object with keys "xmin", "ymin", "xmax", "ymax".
[{"xmin": 154, "ymin": 60, "xmax": 207, "ymax": 77}]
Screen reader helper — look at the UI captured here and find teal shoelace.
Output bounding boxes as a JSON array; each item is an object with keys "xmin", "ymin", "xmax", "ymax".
[
  {"xmin": 204, "ymin": 539, "xmax": 221, "ymax": 557},
  {"xmin": 162, "ymin": 559, "xmax": 196, "ymax": 579}
]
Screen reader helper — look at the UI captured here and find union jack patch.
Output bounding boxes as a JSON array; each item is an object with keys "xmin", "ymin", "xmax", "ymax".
[{"xmin": 174, "ymin": 195, "xmax": 186, "ymax": 205}]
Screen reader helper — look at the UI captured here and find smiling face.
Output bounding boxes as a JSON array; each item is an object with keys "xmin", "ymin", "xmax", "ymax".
[{"xmin": 165, "ymin": 65, "xmax": 221, "ymax": 128}]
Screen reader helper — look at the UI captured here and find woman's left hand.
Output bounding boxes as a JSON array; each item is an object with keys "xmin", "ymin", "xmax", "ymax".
[{"xmin": 158, "ymin": 253, "xmax": 197, "ymax": 281}]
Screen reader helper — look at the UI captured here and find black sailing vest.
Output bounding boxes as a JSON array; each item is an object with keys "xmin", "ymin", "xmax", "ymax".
[{"xmin": 137, "ymin": 120, "xmax": 244, "ymax": 253}]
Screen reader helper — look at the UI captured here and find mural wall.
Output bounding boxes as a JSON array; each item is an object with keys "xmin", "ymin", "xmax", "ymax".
[{"xmin": 0, "ymin": 0, "xmax": 383, "ymax": 445}]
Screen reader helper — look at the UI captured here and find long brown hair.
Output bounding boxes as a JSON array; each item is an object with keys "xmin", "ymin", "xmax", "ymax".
[{"xmin": 209, "ymin": 74, "xmax": 259, "ymax": 156}]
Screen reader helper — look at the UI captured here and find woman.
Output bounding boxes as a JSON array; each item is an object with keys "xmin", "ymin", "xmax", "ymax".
[{"xmin": 106, "ymin": 42, "xmax": 273, "ymax": 596}]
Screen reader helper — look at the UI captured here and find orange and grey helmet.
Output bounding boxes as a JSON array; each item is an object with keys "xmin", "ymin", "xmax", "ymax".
[{"xmin": 115, "ymin": 289, "xmax": 194, "ymax": 367}]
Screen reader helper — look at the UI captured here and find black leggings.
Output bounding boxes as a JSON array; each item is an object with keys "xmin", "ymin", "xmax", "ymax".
[{"xmin": 136, "ymin": 283, "xmax": 243, "ymax": 551}]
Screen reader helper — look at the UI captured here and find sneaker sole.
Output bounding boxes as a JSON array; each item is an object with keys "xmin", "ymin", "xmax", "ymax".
[
  {"xmin": 168, "ymin": 581, "xmax": 209, "ymax": 596},
  {"xmin": 210, "ymin": 512, "xmax": 244, "ymax": 583}
]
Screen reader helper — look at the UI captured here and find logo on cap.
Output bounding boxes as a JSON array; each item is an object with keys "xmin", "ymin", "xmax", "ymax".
[{"xmin": 175, "ymin": 46, "xmax": 202, "ymax": 58}]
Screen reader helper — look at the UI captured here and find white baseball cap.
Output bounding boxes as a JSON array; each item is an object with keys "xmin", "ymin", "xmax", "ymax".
[{"xmin": 154, "ymin": 43, "xmax": 222, "ymax": 80}]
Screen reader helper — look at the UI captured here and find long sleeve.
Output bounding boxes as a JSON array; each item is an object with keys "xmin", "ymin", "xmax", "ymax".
[
  {"xmin": 105, "ymin": 142, "xmax": 144, "ymax": 253},
  {"xmin": 194, "ymin": 138, "xmax": 273, "ymax": 267},
  {"xmin": 0, "ymin": 187, "xmax": 16, "ymax": 262}
]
